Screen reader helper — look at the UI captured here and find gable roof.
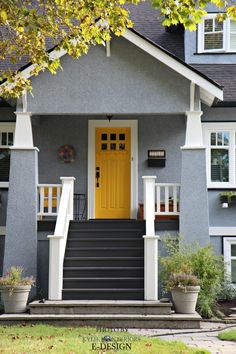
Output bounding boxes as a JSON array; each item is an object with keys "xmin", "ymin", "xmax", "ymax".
[{"xmin": 0, "ymin": 3, "xmax": 223, "ymax": 105}]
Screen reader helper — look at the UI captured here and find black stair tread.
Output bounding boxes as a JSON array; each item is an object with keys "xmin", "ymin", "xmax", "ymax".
[
  {"xmin": 66, "ymin": 247, "xmax": 143, "ymax": 251},
  {"xmin": 63, "ymin": 288, "xmax": 144, "ymax": 292},
  {"xmin": 63, "ymin": 266, "xmax": 144, "ymax": 270},
  {"xmin": 63, "ymin": 277, "xmax": 144, "ymax": 280},
  {"xmin": 64, "ymin": 256, "xmax": 144, "ymax": 260},
  {"xmin": 67, "ymin": 237, "xmax": 143, "ymax": 241},
  {"xmin": 69, "ymin": 228, "xmax": 144, "ymax": 232}
]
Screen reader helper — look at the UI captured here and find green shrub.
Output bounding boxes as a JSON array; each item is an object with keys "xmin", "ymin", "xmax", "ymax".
[
  {"xmin": 218, "ymin": 277, "xmax": 236, "ymax": 301},
  {"xmin": 160, "ymin": 236, "xmax": 225, "ymax": 318}
]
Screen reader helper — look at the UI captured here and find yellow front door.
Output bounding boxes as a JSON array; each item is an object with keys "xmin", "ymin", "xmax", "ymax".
[{"xmin": 95, "ymin": 127, "xmax": 131, "ymax": 219}]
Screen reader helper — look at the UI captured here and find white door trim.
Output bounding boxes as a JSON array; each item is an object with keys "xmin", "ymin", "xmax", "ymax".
[{"xmin": 88, "ymin": 119, "xmax": 138, "ymax": 219}]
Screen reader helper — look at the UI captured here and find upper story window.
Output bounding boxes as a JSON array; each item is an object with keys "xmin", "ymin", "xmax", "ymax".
[
  {"xmin": 198, "ymin": 14, "xmax": 236, "ymax": 53},
  {"xmin": 203, "ymin": 123, "xmax": 236, "ymax": 188},
  {"xmin": 0, "ymin": 123, "xmax": 15, "ymax": 187}
]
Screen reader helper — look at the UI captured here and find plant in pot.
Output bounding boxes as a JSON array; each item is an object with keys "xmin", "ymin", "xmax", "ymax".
[
  {"xmin": 167, "ymin": 271, "xmax": 200, "ymax": 314},
  {"xmin": 0, "ymin": 266, "xmax": 35, "ymax": 314}
]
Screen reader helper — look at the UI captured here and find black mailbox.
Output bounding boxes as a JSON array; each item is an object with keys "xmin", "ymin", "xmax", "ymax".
[{"xmin": 148, "ymin": 150, "xmax": 166, "ymax": 167}]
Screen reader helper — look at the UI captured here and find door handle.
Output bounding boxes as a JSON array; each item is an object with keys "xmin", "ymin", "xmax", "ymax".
[{"xmin": 96, "ymin": 167, "xmax": 100, "ymax": 187}]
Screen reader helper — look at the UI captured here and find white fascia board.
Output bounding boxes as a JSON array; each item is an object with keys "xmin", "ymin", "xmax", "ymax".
[{"xmin": 123, "ymin": 29, "xmax": 223, "ymax": 103}]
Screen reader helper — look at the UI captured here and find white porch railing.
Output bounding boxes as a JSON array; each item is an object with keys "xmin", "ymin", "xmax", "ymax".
[
  {"xmin": 155, "ymin": 183, "xmax": 180, "ymax": 216},
  {"xmin": 38, "ymin": 184, "xmax": 62, "ymax": 218},
  {"xmin": 47, "ymin": 177, "xmax": 75, "ymax": 300},
  {"xmin": 142, "ymin": 177, "xmax": 180, "ymax": 301}
]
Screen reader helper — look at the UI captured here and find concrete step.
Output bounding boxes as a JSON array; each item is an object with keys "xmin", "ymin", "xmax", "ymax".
[
  {"xmin": 0, "ymin": 312, "xmax": 201, "ymax": 329},
  {"xmin": 30, "ymin": 300, "xmax": 172, "ymax": 315}
]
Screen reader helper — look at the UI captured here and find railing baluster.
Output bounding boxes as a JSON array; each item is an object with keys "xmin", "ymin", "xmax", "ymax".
[
  {"xmin": 165, "ymin": 186, "xmax": 169, "ymax": 213},
  {"xmin": 156, "ymin": 185, "xmax": 161, "ymax": 214},
  {"xmin": 48, "ymin": 187, "xmax": 52, "ymax": 214},
  {"xmin": 57, "ymin": 187, "xmax": 61, "ymax": 213},
  {"xmin": 173, "ymin": 186, "xmax": 177, "ymax": 213},
  {"xmin": 40, "ymin": 187, "xmax": 44, "ymax": 215}
]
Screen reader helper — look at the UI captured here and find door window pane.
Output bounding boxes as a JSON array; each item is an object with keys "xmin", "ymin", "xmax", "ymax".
[
  {"xmin": 101, "ymin": 144, "xmax": 107, "ymax": 150},
  {"xmin": 110, "ymin": 134, "xmax": 116, "ymax": 141},
  {"xmin": 119, "ymin": 143, "xmax": 125, "ymax": 151},
  {"xmin": 101, "ymin": 134, "xmax": 107, "ymax": 141},
  {"xmin": 110, "ymin": 143, "xmax": 116, "ymax": 150},
  {"xmin": 119, "ymin": 134, "xmax": 125, "ymax": 141},
  {"xmin": 211, "ymin": 149, "xmax": 229, "ymax": 182}
]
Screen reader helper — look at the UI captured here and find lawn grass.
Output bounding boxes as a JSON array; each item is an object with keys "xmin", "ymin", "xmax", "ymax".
[
  {"xmin": 218, "ymin": 328, "xmax": 236, "ymax": 342},
  {"xmin": 0, "ymin": 324, "xmax": 209, "ymax": 354}
]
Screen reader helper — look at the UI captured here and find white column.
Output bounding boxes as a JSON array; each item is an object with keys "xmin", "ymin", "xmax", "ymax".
[
  {"xmin": 60, "ymin": 177, "xmax": 75, "ymax": 220},
  {"xmin": 182, "ymin": 111, "xmax": 204, "ymax": 149},
  {"xmin": 14, "ymin": 111, "xmax": 34, "ymax": 149},
  {"xmin": 142, "ymin": 176, "xmax": 159, "ymax": 301}
]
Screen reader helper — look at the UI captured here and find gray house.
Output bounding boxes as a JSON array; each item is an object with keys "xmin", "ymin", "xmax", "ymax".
[{"xmin": 0, "ymin": 2, "xmax": 235, "ymax": 306}]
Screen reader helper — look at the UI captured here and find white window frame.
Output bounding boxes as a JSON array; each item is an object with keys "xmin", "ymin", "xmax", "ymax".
[
  {"xmin": 203, "ymin": 123, "xmax": 236, "ymax": 188},
  {"xmin": 198, "ymin": 14, "xmax": 236, "ymax": 53},
  {"xmin": 0, "ymin": 122, "xmax": 15, "ymax": 188},
  {"xmin": 224, "ymin": 237, "xmax": 236, "ymax": 285}
]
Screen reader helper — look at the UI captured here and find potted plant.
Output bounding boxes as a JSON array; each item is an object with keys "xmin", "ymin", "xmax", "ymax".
[
  {"xmin": 220, "ymin": 191, "xmax": 236, "ymax": 208},
  {"xmin": 167, "ymin": 272, "xmax": 200, "ymax": 314},
  {"xmin": 0, "ymin": 266, "xmax": 34, "ymax": 314}
]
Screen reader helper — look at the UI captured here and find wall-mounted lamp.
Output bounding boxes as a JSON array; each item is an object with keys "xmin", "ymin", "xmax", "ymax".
[{"xmin": 107, "ymin": 115, "xmax": 113, "ymax": 122}]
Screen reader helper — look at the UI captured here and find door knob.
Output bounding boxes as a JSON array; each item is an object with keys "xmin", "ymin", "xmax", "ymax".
[{"xmin": 96, "ymin": 167, "xmax": 100, "ymax": 187}]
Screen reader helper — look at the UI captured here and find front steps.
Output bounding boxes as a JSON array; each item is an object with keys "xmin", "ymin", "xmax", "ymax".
[
  {"xmin": 63, "ymin": 220, "xmax": 145, "ymax": 300},
  {"xmin": 27, "ymin": 300, "xmax": 201, "ymax": 329}
]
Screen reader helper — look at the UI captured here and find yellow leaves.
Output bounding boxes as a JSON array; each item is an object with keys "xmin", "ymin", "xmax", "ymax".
[{"xmin": 0, "ymin": 10, "xmax": 7, "ymax": 21}]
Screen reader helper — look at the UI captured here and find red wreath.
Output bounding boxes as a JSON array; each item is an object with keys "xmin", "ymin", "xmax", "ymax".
[{"xmin": 58, "ymin": 144, "xmax": 76, "ymax": 163}]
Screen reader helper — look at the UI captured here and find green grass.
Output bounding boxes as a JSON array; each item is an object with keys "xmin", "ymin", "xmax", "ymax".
[
  {"xmin": 218, "ymin": 329, "xmax": 236, "ymax": 342},
  {"xmin": 0, "ymin": 324, "xmax": 209, "ymax": 354}
]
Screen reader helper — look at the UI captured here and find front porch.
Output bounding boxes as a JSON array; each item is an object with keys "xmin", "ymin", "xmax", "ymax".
[{"xmin": 3, "ymin": 110, "xmax": 209, "ymax": 304}]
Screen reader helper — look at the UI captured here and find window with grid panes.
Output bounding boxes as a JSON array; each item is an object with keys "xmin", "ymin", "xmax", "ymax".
[
  {"xmin": 198, "ymin": 15, "xmax": 236, "ymax": 52},
  {"xmin": 203, "ymin": 123, "xmax": 236, "ymax": 188},
  {"xmin": 0, "ymin": 124, "xmax": 15, "ymax": 183}
]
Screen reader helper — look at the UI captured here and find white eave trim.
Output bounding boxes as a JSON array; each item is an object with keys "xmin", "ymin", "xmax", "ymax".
[
  {"xmin": 1, "ymin": 29, "xmax": 223, "ymax": 105},
  {"xmin": 123, "ymin": 29, "xmax": 223, "ymax": 104},
  {"xmin": 210, "ymin": 226, "xmax": 236, "ymax": 236}
]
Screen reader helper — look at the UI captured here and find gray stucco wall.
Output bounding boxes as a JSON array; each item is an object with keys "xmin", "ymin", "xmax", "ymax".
[
  {"xmin": 33, "ymin": 114, "xmax": 185, "ymax": 202},
  {"xmin": 0, "ymin": 236, "xmax": 4, "ymax": 276},
  {"xmin": 208, "ymin": 191, "xmax": 236, "ymax": 227},
  {"xmin": 202, "ymin": 106, "xmax": 236, "ymax": 121},
  {"xmin": 28, "ymin": 37, "xmax": 190, "ymax": 115},
  {"xmin": 184, "ymin": 4, "xmax": 236, "ymax": 64}
]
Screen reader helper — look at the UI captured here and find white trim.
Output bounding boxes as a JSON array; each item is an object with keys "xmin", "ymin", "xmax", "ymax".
[
  {"xmin": 210, "ymin": 227, "xmax": 236, "ymax": 236},
  {"xmin": 1, "ymin": 29, "xmax": 223, "ymax": 105},
  {"xmin": 203, "ymin": 122, "xmax": 236, "ymax": 188},
  {"xmin": 0, "ymin": 226, "xmax": 6, "ymax": 235},
  {"xmin": 223, "ymin": 237, "xmax": 236, "ymax": 284},
  {"xmin": 0, "ymin": 182, "xmax": 9, "ymax": 188},
  {"xmin": 88, "ymin": 119, "xmax": 138, "ymax": 219}
]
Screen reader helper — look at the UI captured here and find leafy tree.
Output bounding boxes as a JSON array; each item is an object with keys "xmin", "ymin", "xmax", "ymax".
[{"xmin": 0, "ymin": 0, "xmax": 236, "ymax": 97}]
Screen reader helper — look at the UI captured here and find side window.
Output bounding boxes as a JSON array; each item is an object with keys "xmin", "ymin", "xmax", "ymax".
[
  {"xmin": 224, "ymin": 237, "xmax": 236, "ymax": 284},
  {"xmin": 0, "ymin": 124, "xmax": 15, "ymax": 185},
  {"xmin": 203, "ymin": 17, "xmax": 224, "ymax": 51},
  {"xmin": 210, "ymin": 131, "xmax": 229, "ymax": 183}
]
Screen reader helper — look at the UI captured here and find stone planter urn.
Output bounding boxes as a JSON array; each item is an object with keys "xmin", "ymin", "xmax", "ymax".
[
  {"xmin": 171, "ymin": 286, "xmax": 200, "ymax": 314},
  {"xmin": 0, "ymin": 285, "xmax": 31, "ymax": 313}
]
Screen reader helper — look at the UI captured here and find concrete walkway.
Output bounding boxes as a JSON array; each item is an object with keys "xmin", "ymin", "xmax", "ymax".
[{"xmin": 129, "ymin": 322, "xmax": 236, "ymax": 354}]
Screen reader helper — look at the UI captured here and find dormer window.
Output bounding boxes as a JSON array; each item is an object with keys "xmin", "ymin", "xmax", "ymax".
[{"xmin": 198, "ymin": 14, "xmax": 236, "ymax": 53}]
